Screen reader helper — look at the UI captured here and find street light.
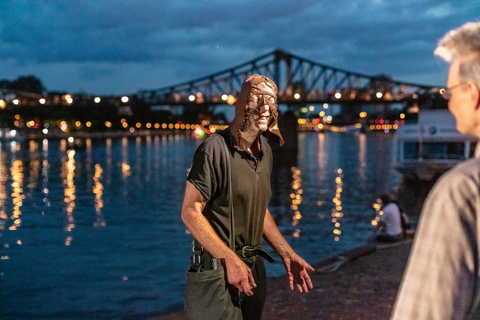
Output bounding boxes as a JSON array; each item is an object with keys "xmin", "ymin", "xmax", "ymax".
[{"xmin": 227, "ymin": 95, "xmax": 236, "ymax": 105}]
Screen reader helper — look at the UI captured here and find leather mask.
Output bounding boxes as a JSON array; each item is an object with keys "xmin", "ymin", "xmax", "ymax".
[{"xmin": 232, "ymin": 74, "xmax": 284, "ymax": 149}]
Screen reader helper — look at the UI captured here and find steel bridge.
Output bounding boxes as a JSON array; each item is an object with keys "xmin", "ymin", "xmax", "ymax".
[{"xmin": 135, "ymin": 49, "xmax": 439, "ymax": 107}]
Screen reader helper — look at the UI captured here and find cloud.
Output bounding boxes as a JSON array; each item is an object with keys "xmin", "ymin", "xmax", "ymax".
[{"xmin": 0, "ymin": 0, "xmax": 478, "ymax": 94}]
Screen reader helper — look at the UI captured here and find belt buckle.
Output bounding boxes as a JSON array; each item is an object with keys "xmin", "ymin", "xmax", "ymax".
[
  {"xmin": 241, "ymin": 246, "xmax": 257, "ymax": 258},
  {"xmin": 241, "ymin": 246, "xmax": 248, "ymax": 258}
]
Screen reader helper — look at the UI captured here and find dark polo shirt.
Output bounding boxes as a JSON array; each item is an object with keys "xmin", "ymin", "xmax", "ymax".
[{"xmin": 187, "ymin": 129, "xmax": 273, "ymax": 250}]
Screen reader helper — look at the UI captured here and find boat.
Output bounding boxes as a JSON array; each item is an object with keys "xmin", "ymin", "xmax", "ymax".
[{"xmin": 396, "ymin": 109, "xmax": 477, "ymax": 181}]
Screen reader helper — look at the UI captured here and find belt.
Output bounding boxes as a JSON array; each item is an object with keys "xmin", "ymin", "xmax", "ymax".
[
  {"xmin": 190, "ymin": 243, "xmax": 275, "ymax": 272},
  {"xmin": 237, "ymin": 246, "xmax": 275, "ymax": 263}
]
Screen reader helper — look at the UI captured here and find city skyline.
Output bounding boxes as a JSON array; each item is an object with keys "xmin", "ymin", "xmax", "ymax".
[{"xmin": 1, "ymin": 0, "xmax": 479, "ymax": 96}]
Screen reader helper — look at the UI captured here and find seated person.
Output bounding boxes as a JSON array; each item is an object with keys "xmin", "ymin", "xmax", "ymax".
[{"xmin": 374, "ymin": 194, "xmax": 402, "ymax": 243}]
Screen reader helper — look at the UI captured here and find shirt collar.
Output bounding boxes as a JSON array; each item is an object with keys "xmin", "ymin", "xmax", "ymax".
[{"xmin": 227, "ymin": 128, "xmax": 264, "ymax": 160}]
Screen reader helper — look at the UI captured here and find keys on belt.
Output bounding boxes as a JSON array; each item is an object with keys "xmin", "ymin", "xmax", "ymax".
[{"xmin": 190, "ymin": 240, "xmax": 224, "ymax": 272}]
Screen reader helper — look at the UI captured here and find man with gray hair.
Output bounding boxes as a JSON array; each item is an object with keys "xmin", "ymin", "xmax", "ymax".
[{"xmin": 391, "ymin": 22, "xmax": 480, "ymax": 319}]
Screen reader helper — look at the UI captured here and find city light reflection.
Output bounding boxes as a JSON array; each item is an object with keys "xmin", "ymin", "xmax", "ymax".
[
  {"xmin": 9, "ymin": 160, "xmax": 24, "ymax": 231},
  {"xmin": 135, "ymin": 136, "xmax": 142, "ymax": 173},
  {"xmin": 122, "ymin": 163, "xmax": 131, "ymax": 178},
  {"xmin": 42, "ymin": 158, "xmax": 50, "ymax": 210},
  {"xmin": 42, "ymin": 140, "xmax": 50, "ymax": 212},
  {"xmin": 93, "ymin": 164, "xmax": 106, "ymax": 228},
  {"xmin": 331, "ymin": 168, "xmax": 344, "ymax": 241},
  {"xmin": 144, "ymin": 136, "xmax": 152, "ymax": 181},
  {"xmin": 0, "ymin": 153, "xmax": 8, "ymax": 236},
  {"xmin": 290, "ymin": 167, "xmax": 303, "ymax": 237},
  {"xmin": 62, "ymin": 150, "xmax": 76, "ymax": 240},
  {"xmin": 317, "ymin": 133, "xmax": 325, "ymax": 174},
  {"xmin": 358, "ymin": 133, "xmax": 366, "ymax": 181},
  {"xmin": 106, "ymin": 138, "xmax": 112, "ymax": 168},
  {"xmin": 27, "ymin": 155, "xmax": 40, "ymax": 190},
  {"xmin": 121, "ymin": 137, "xmax": 130, "ymax": 179}
]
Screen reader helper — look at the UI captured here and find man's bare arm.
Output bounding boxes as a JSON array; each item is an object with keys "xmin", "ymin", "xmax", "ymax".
[
  {"xmin": 181, "ymin": 181, "xmax": 256, "ymax": 295},
  {"xmin": 263, "ymin": 209, "xmax": 314, "ymax": 292}
]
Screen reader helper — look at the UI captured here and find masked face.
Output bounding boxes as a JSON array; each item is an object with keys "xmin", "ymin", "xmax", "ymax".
[
  {"xmin": 232, "ymin": 74, "xmax": 284, "ymax": 149},
  {"xmin": 245, "ymin": 84, "xmax": 276, "ymax": 133}
]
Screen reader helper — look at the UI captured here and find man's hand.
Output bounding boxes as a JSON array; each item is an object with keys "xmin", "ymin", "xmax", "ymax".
[
  {"xmin": 224, "ymin": 254, "xmax": 257, "ymax": 296},
  {"xmin": 283, "ymin": 252, "xmax": 315, "ymax": 293},
  {"xmin": 262, "ymin": 209, "xmax": 314, "ymax": 293}
]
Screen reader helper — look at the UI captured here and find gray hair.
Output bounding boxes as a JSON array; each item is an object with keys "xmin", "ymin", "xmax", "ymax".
[{"xmin": 434, "ymin": 22, "xmax": 480, "ymax": 87}]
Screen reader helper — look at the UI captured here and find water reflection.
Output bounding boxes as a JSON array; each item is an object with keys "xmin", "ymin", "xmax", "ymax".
[
  {"xmin": 62, "ymin": 149, "xmax": 76, "ymax": 239},
  {"xmin": 27, "ymin": 141, "xmax": 41, "ymax": 190},
  {"xmin": 10, "ymin": 159, "xmax": 24, "ymax": 231},
  {"xmin": 290, "ymin": 167, "xmax": 303, "ymax": 238},
  {"xmin": 358, "ymin": 133, "xmax": 366, "ymax": 181},
  {"xmin": 317, "ymin": 133, "xmax": 325, "ymax": 175},
  {"xmin": 121, "ymin": 137, "xmax": 131, "ymax": 178},
  {"xmin": 106, "ymin": 137, "xmax": 112, "ymax": 168},
  {"xmin": 42, "ymin": 140, "xmax": 51, "ymax": 212},
  {"xmin": 331, "ymin": 168, "xmax": 344, "ymax": 241},
  {"xmin": 0, "ymin": 152, "xmax": 8, "ymax": 235},
  {"xmin": 93, "ymin": 164, "xmax": 106, "ymax": 228}
]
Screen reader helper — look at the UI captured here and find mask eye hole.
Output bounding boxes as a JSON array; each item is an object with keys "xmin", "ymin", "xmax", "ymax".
[
  {"xmin": 248, "ymin": 94, "xmax": 276, "ymax": 107},
  {"xmin": 263, "ymin": 95, "xmax": 276, "ymax": 105}
]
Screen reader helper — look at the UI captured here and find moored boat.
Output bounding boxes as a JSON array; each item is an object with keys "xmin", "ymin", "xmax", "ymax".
[{"xmin": 396, "ymin": 109, "xmax": 477, "ymax": 181}]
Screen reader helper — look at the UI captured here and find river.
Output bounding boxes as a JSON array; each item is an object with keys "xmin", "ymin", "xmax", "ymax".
[{"xmin": 0, "ymin": 131, "xmax": 429, "ymax": 319}]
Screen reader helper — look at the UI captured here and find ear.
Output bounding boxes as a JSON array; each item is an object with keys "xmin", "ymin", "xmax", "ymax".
[{"xmin": 469, "ymin": 81, "xmax": 480, "ymax": 110}]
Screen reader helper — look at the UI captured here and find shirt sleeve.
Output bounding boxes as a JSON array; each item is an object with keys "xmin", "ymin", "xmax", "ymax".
[
  {"xmin": 391, "ymin": 164, "xmax": 479, "ymax": 319},
  {"xmin": 187, "ymin": 135, "xmax": 225, "ymax": 202}
]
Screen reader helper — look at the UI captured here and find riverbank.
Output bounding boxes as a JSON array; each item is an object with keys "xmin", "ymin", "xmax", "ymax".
[{"xmin": 155, "ymin": 240, "xmax": 412, "ymax": 320}]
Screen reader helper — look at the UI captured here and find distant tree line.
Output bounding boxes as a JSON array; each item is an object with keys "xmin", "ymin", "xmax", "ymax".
[{"xmin": 0, "ymin": 75, "xmax": 46, "ymax": 94}]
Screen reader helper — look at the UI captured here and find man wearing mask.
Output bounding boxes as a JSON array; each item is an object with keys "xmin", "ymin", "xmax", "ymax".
[
  {"xmin": 391, "ymin": 22, "xmax": 480, "ymax": 319},
  {"xmin": 181, "ymin": 74, "xmax": 314, "ymax": 320}
]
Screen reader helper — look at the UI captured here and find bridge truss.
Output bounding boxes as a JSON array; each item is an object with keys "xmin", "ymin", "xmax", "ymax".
[{"xmin": 135, "ymin": 49, "xmax": 440, "ymax": 107}]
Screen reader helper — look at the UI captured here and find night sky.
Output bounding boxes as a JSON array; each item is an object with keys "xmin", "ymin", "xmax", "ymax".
[{"xmin": 1, "ymin": 0, "xmax": 479, "ymax": 96}]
